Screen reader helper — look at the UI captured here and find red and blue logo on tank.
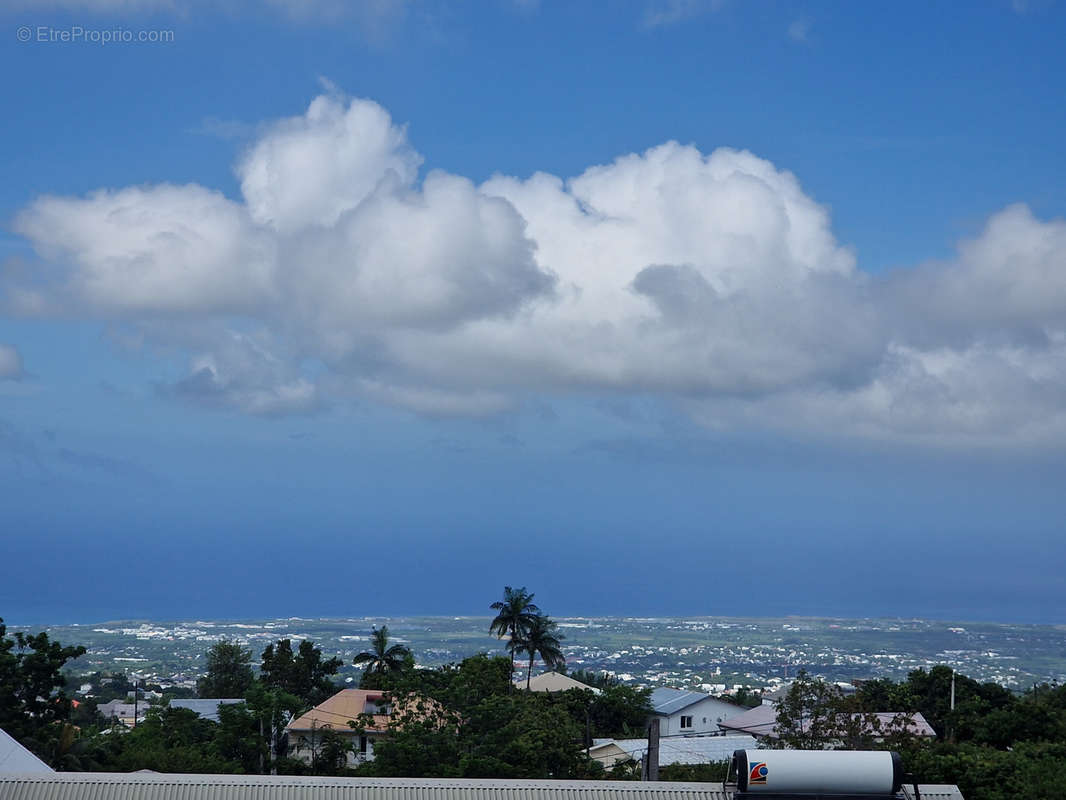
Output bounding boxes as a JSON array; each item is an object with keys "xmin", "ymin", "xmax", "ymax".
[{"xmin": 749, "ymin": 762, "xmax": 768, "ymax": 785}]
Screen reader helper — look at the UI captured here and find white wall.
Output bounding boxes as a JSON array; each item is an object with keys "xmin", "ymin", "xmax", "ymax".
[
  {"xmin": 288, "ymin": 730, "xmax": 378, "ymax": 766},
  {"xmin": 660, "ymin": 697, "xmax": 744, "ymax": 736}
]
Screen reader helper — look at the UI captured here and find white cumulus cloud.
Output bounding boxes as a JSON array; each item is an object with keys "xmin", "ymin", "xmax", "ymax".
[{"xmin": 8, "ymin": 91, "xmax": 1066, "ymax": 443}]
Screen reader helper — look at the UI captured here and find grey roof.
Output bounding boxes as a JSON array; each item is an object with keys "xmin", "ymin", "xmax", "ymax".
[
  {"xmin": 717, "ymin": 704, "xmax": 936, "ymax": 739},
  {"xmin": 97, "ymin": 701, "xmax": 143, "ymax": 719},
  {"xmin": 0, "ymin": 773, "xmax": 731, "ymax": 800},
  {"xmin": 170, "ymin": 699, "xmax": 245, "ymax": 723},
  {"xmin": 0, "ymin": 729, "xmax": 52, "ymax": 774},
  {"xmin": 594, "ymin": 734, "xmax": 759, "ymax": 766},
  {"xmin": 0, "ymin": 773, "xmax": 966, "ymax": 800},
  {"xmin": 649, "ymin": 687, "xmax": 716, "ymax": 715}
]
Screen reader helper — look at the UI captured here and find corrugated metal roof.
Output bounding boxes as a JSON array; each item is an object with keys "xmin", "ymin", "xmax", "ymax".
[
  {"xmin": 649, "ymin": 688, "xmax": 710, "ymax": 715},
  {"xmin": 0, "ymin": 773, "xmax": 732, "ymax": 800},
  {"xmin": 902, "ymin": 787, "xmax": 965, "ymax": 800},
  {"xmin": 0, "ymin": 773, "xmax": 966, "ymax": 800}
]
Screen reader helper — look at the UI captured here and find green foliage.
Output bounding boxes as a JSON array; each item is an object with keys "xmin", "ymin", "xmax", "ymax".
[
  {"xmin": 109, "ymin": 706, "xmax": 238, "ymax": 773},
  {"xmin": 488, "ymin": 586, "xmax": 541, "ymax": 682},
  {"xmin": 213, "ymin": 701, "xmax": 264, "ymax": 774},
  {"xmin": 513, "ymin": 615, "xmax": 566, "ymax": 689},
  {"xmin": 459, "ymin": 693, "xmax": 586, "ymax": 778},
  {"xmin": 313, "ymin": 727, "xmax": 352, "ymax": 775},
  {"xmin": 354, "ymin": 626, "xmax": 414, "ymax": 682},
  {"xmin": 589, "ymin": 684, "xmax": 653, "ymax": 739},
  {"xmin": 904, "ymin": 741, "xmax": 1066, "ymax": 800},
  {"xmin": 197, "ymin": 640, "xmax": 254, "ymax": 699},
  {"xmin": 0, "ymin": 617, "xmax": 86, "ymax": 763},
  {"xmin": 362, "ymin": 653, "xmax": 640, "ymax": 780},
  {"xmin": 658, "ymin": 762, "xmax": 730, "ymax": 782},
  {"xmin": 729, "ymin": 687, "xmax": 763, "ymax": 709},
  {"xmin": 772, "ymin": 671, "xmax": 925, "ymax": 751},
  {"xmin": 260, "ymin": 638, "xmax": 343, "ymax": 706},
  {"xmin": 243, "ymin": 682, "xmax": 305, "ymax": 769}
]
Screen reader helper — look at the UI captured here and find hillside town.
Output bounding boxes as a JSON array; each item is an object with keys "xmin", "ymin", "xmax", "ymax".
[{"xmin": 6, "ymin": 590, "xmax": 1065, "ymax": 799}]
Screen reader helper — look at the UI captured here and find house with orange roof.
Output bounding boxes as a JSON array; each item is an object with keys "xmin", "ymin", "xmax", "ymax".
[{"xmin": 287, "ymin": 688, "xmax": 449, "ymax": 767}]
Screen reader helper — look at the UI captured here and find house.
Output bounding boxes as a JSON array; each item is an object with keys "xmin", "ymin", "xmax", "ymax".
[
  {"xmin": 96, "ymin": 700, "xmax": 149, "ymax": 727},
  {"xmin": 0, "ymin": 727, "xmax": 53, "ymax": 774},
  {"xmin": 516, "ymin": 672, "xmax": 602, "ymax": 694},
  {"xmin": 760, "ymin": 681, "xmax": 856, "ymax": 706},
  {"xmin": 170, "ymin": 698, "xmax": 245, "ymax": 723},
  {"xmin": 0, "ymin": 772, "xmax": 966, "ymax": 800},
  {"xmin": 649, "ymin": 688, "xmax": 744, "ymax": 737},
  {"xmin": 588, "ymin": 733, "xmax": 758, "ymax": 769},
  {"xmin": 717, "ymin": 703, "xmax": 936, "ymax": 741},
  {"xmin": 286, "ymin": 689, "xmax": 397, "ymax": 767}
]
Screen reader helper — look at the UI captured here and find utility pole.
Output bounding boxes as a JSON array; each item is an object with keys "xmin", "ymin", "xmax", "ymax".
[
  {"xmin": 133, "ymin": 678, "xmax": 139, "ymax": 729},
  {"xmin": 645, "ymin": 718, "xmax": 660, "ymax": 781},
  {"xmin": 948, "ymin": 670, "xmax": 956, "ymax": 744}
]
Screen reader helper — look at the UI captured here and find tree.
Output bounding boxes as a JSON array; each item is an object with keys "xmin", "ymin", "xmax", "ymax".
[
  {"xmin": 260, "ymin": 639, "xmax": 343, "ymax": 707},
  {"xmin": 354, "ymin": 626, "xmax": 413, "ymax": 677},
  {"xmin": 488, "ymin": 586, "xmax": 541, "ymax": 683},
  {"xmin": 109, "ymin": 705, "xmax": 236, "ymax": 773},
  {"xmin": 513, "ymin": 615, "xmax": 565, "ymax": 690},
  {"xmin": 773, "ymin": 671, "xmax": 922, "ymax": 751},
  {"xmin": 197, "ymin": 640, "xmax": 254, "ymax": 698},
  {"xmin": 0, "ymin": 617, "xmax": 86, "ymax": 759}
]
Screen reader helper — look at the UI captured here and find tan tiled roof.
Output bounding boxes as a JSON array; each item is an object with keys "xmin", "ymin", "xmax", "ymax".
[
  {"xmin": 287, "ymin": 689, "xmax": 391, "ymax": 733},
  {"xmin": 517, "ymin": 672, "xmax": 601, "ymax": 694}
]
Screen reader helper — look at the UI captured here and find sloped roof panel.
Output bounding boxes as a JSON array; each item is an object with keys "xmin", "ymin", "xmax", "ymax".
[
  {"xmin": 0, "ymin": 728, "xmax": 53, "ymax": 774},
  {"xmin": 0, "ymin": 773, "xmax": 732, "ymax": 800},
  {"xmin": 649, "ymin": 688, "xmax": 711, "ymax": 715}
]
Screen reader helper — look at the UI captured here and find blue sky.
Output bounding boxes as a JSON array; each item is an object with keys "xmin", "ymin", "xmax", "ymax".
[{"xmin": 2, "ymin": 0, "xmax": 1065, "ymax": 625}]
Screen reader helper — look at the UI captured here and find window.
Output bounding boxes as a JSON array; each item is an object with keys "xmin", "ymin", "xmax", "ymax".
[{"xmin": 680, "ymin": 715, "xmax": 693, "ymax": 729}]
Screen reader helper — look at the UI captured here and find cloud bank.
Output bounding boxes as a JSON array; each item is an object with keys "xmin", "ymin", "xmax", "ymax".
[{"xmin": 8, "ymin": 91, "xmax": 1066, "ymax": 444}]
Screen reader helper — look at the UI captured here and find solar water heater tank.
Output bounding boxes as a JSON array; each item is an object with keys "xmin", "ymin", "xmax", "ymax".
[{"xmin": 732, "ymin": 749, "xmax": 905, "ymax": 797}]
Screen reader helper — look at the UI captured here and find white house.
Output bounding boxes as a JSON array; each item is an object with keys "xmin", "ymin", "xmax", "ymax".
[{"xmin": 649, "ymin": 688, "xmax": 744, "ymax": 737}]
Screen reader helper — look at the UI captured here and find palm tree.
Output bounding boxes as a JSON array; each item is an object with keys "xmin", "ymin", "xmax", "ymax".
[
  {"xmin": 489, "ymin": 586, "xmax": 541, "ymax": 683},
  {"xmin": 514, "ymin": 615, "xmax": 566, "ymax": 690},
  {"xmin": 353, "ymin": 626, "xmax": 411, "ymax": 675}
]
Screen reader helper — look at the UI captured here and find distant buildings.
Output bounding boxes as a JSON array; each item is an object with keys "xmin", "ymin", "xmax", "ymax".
[{"xmin": 96, "ymin": 700, "xmax": 148, "ymax": 727}]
